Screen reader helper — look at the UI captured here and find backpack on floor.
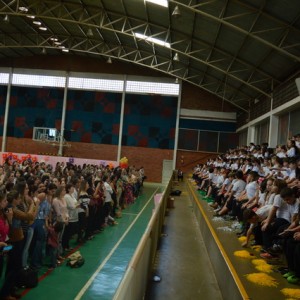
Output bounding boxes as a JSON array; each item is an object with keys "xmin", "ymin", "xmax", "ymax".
[
  {"xmin": 170, "ymin": 189, "xmax": 182, "ymax": 196},
  {"xmin": 67, "ymin": 251, "xmax": 85, "ymax": 268},
  {"xmin": 16, "ymin": 267, "xmax": 39, "ymax": 288}
]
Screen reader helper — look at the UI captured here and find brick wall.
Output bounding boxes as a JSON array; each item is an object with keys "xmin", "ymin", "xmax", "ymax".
[
  {"xmin": 181, "ymin": 81, "xmax": 235, "ymax": 112},
  {"xmin": 176, "ymin": 150, "xmax": 218, "ymax": 175},
  {"xmin": 0, "ymin": 137, "xmax": 175, "ymax": 183}
]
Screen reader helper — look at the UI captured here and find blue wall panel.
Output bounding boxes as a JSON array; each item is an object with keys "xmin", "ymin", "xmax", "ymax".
[
  {"xmin": 66, "ymin": 90, "xmax": 122, "ymax": 144},
  {"xmin": 180, "ymin": 118, "xmax": 236, "ymax": 132},
  {"xmin": 123, "ymin": 94, "xmax": 177, "ymax": 149},
  {"xmin": 8, "ymin": 86, "xmax": 63, "ymax": 138}
]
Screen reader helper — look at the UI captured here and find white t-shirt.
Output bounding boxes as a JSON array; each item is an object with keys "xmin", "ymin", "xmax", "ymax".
[
  {"xmin": 277, "ymin": 152, "xmax": 287, "ymax": 158},
  {"xmin": 104, "ymin": 181, "xmax": 113, "ymax": 203},
  {"xmin": 289, "ymin": 169, "xmax": 296, "ymax": 180},
  {"xmin": 287, "ymin": 147, "xmax": 296, "ymax": 157},
  {"xmin": 232, "ymin": 179, "xmax": 246, "ymax": 198},
  {"xmin": 273, "ymin": 194, "xmax": 296, "ymax": 222},
  {"xmin": 216, "ymin": 175, "xmax": 224, "ymax": 187},
  {"xmin": 258, "ymin": 191, "xmax": 266, "ymax": 206},
  {"xmin": 266, "ymin": 193, "xmax": 276, "ymax": 206},
  {"xmin": 245, "ymin": 181, "xmax": 258, "ymax": 199},
  {"xmin": 256, "ymin": 204, "xmax": 272, "ymax": 220}
]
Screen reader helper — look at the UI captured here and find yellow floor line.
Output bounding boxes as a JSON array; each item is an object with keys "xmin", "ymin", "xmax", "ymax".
[{"xmin": 188, "ymin": 182, "xmax": 250, "ymax": 300}]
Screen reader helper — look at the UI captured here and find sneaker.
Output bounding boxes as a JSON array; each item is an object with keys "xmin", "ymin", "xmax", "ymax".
[
  {"xmin": 283, "ymin": 271, "xmax": 295, "ymax": 278},
  {"xmin": 287, "ymin": 275, "xmax": 300, "ymax": 284},
  {"xmin": 260, "ymin": 252, "xmax": 278, "ymax": 259}
]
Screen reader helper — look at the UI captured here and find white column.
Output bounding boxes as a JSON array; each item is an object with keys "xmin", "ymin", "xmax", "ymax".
[
  {"xmin": 1, "ymin": 69, "xmax": 13, "ymax": 153},
  {"xmin": 173, "ymin": 80, "xmax": 182, "ymax": 170},
  {"xmin": 247, "ymin": 126, "xmax": 255, "ymax": 145},
  {"xmin": 58, "ymin": 74, "xmax": 69, "ymax": 156},
  {"xmin": 268, "ymin": 114, "xmax": 279, "ymax": 148},
  {"xmin": 117, "ymin": 75, "xmax": 127, "ymax": 163}
]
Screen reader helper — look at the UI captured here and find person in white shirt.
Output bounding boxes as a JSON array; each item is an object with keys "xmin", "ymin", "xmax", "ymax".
[
  {"xmin": 63, "ymin": 183, "xmax": 79, "ymax": 251},
  {"xmin": 215, "ymin": 170, "xmax": 246, "ymax": 217},
  {"xmin": 287, "ymin": 139, "xmax": 299, "ymax": 158},
  {"xmin": 233, "ymin": 171, "xmax": 259, "ymax": 222},
  {"xmin": 103, "ymin": 175, "xmax": 117, "ymax": 226},
  {"xmin": 261, "ymin": 181, "xmax": 298, "ymax": 256}
]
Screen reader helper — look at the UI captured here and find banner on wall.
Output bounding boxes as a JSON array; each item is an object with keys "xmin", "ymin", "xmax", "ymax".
[{"xmin": 0, "ymin": 152, "xmax": 118, "ymax": 168}]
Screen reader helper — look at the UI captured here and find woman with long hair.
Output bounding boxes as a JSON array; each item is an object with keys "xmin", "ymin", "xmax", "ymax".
[
  {"xmin": 52, "ymin": 186, "xmax": 68, "ymax": 257},
  {"xmin": 63, "ymin": 183, "xmax": 79, "ymax": 251},
  {"xmin": 77, "ymin": 180, "xmax": 90, "ymax": 243}
]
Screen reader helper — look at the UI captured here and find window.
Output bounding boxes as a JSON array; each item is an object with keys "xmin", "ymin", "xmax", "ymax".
[{"xmin": 12, "ymin": 74, "xmax": 65, "ymax": 87}]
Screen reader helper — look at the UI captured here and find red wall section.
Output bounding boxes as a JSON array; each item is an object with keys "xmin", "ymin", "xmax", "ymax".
[
  {"xmin": 0, "ymin": 137, "xmax": 175, "ymax": 183},
  {"xmin": 121, "ymin": 146, "xmax": 174, "ymax": 183}
]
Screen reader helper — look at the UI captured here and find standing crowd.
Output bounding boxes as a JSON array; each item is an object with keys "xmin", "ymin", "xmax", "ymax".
[
  {"xmin": 0, "ymin": 160, "xmax": 145, "ymax": 300},
  {"xmin": 192, "ymin": 134, "xmax": 300, "ymax": 285}
]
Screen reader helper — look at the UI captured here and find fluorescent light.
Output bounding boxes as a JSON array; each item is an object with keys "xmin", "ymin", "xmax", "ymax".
[
  {"xmin": 33, "ymin": 21, "xmax": 41, "ymax": 25},
  {"xmin": 19, "ymin": 6, "xmax": 29, "ymax": 12},
  {"xmin": 26, "ymin": 15, "xmax": 35, "ymax": 19},
  {"xmin": 62, "ymin": 49, "xmax": 69, "ymax": 52},
  {"xmin": 134, "ymin": 32, "xmax": 170, "ymax": 48},
  {"xmin": 145, "ymin": 0, "xmax": 168, "ymax": 8},
  {"xmin": 50, "ymin": 37, "xmax": 58, "ymax": 41},
  {"xmin": 39, "ymin": 27, "xmax": 48, "ymax": 31}
]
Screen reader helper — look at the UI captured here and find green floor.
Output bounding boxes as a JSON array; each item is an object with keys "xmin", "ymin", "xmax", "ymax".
[{"xmin": 18, "ymin": 184, "xmax": 161, "ymax": 300}]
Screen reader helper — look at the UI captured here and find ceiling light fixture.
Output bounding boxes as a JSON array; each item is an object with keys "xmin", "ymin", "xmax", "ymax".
[
  {"xmin": 26, "ymin": 15, "xmax": 35, "ymax": 19},
  {"xmin": 39, "ymin": 26, "xmax": 48, "ymax": 31},
  {"xmin": 172, "ymin": 5, "xmax": 181, "ymax": 18},
  {"xmin": 145, "ymin": 0, "xmax": 168, "ymax": 8},
  {"xmin": 62, "ymin": 49, "xmax": 69, "ymax": 52},
  {"xmin": 50, "ymin": 37, "xmax": 58, "ymax": 42},
  {"xmin": 106, "ymin": 57, "xmax": 112, "ymax": 64},
  {"xmin": 173, "ymin": 52, "xmax": 179, "ymax": 61},
  {"xmin": 3, "ymin": 15, "xmax": 9, "ymax": 23},
  {"xmin": 54, "ymin": 41, "xmax": 61, "ymax": 45},
  {"xmin": 33, "ymin": 20, "xmax": 42, "ymax": 26},
  {"xmin": 87, "ymin": 28, "xmax": 93, "ymax": 37},
  {"xmin": 18, "ymin": 6, "xmax": 29, "ymax": 12}
]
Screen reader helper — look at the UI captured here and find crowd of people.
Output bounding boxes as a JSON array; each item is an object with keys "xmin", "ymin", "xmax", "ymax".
[
  {"xmin": 192, "ymin": 134, "xmax": 300, "ymax": 285},
  {"xmin": 0, "ymin": 159, "xmax": 145, "ymax": 300}
]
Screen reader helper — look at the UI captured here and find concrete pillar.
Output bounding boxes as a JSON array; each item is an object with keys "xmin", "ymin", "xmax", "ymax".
[
  {"xmin": 268, "ymin": 114, "xmax": 279, "ymax": 148},
  {"xmin": 247, "ymin": 126, "xmax": 255, "ymax": 145}
]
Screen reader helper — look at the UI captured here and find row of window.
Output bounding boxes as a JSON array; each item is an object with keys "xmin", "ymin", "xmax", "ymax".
[
  {"xmin": 0, "ymin": 72, "xmax": 179, "ymax": 96},
  {"xmin": 239, "ymin": 107, "xmax": 300, "ymax": 146}
]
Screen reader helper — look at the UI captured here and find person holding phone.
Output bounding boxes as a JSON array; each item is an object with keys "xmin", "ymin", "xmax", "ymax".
[{"xmin": 0, "ymin": 192, "xmax": 20, "ymax": 300}]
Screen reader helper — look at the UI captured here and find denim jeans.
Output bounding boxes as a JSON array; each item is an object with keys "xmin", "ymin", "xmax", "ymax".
[
  {"xmin": 22, "ymin": 226, "xmax": 34, "ymax": 268},
  {"xmin": 31, "ymin": 219, "xmax": 46, "ymax": 269}
]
